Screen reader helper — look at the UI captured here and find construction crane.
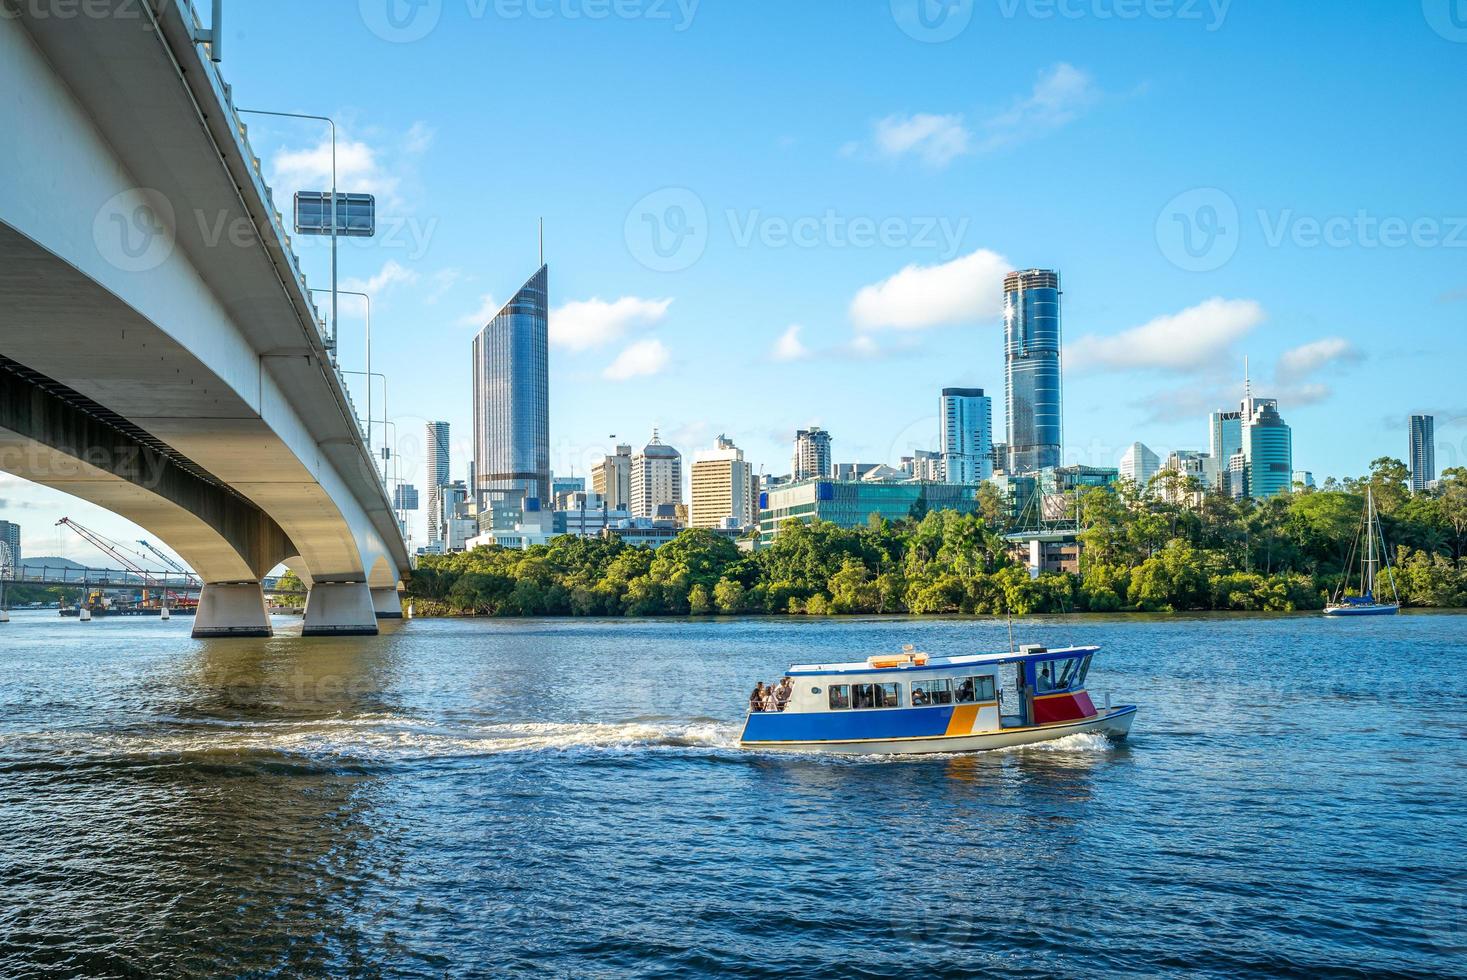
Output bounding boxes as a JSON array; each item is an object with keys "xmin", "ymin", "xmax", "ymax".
[
  {"xmin": 137, "ymin": 540, "xmax": 202, "ymax": 588},
  {"xmin": 54, "ymin": 518, "xmax": 199, "ymax": 610}
]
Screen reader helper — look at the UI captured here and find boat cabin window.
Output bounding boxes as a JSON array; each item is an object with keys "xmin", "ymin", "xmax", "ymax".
[
  {"xmin": 953, "ymin": 675, "xmax": 997, "ymax": 704},
  {"xmin": 910, "ymin": 679, "xmax": 953, "ymax": 706},
  {"xmin": 852, "ymin": 682, "xmax": 902, "ymax": 709},
  {"xmin": 828, "ymin": 685, "xmax": 851, "ymax": 710},
  {"xmin": 1035, "ymin": 655, "xmax": 1093, "ymax": 694}
]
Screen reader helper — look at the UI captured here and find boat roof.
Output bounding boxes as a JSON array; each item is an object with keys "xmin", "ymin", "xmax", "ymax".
[{"xmin": 786, "ymin": 645, "xmax": 1100, "ymax": 677}]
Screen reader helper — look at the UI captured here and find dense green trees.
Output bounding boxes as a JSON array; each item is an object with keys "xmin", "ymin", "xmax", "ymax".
[{"xmin": 406, "ymin": 464, "xmax": 1467, "ymax": 617}]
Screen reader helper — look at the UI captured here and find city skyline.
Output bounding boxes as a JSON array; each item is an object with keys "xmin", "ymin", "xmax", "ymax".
[{"xmin": 2, "ymin": 2, "xmax": 1464, "ymax": 562}]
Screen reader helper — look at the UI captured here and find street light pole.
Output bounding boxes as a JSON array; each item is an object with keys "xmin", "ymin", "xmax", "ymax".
[
  {"xmin": 237, "ymin": 108, "xmax": 338, "ymax": 355},
  {"xmin": 313, "ymin": 287, "xmax": 373, "ymax": 458}
]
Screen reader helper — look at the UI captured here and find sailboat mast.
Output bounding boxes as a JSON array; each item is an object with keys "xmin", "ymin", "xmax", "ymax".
[{"xmin": 1365, "ymin": 487, "xmax": 1376, "ymax": 598}]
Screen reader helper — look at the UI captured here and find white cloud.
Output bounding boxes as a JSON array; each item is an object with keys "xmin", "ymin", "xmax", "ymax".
[
  {"xmin": 850, "ymin": 248, "xmax": 1011, "ymax": 332},
  {"xmin": 872, "ymin": 113, "xmax": 972, "ymax": 168},
  {"xmin": 1068, "ymin": 298, "xmax": 1265, "ymax": 372},
  {"xmin": 404, "ymin": 121, "xmax": 435, "ymax": 155},
  {"xmin": 1277, "ymin": 337, "xmax": 1360, "ymax": 381},
  {"xmin": 978, "ymin": 62, "xmax": 1099, "ymax": 152},
  {"xmin": 344, "ymin": 259, "xmax": 418, "ymax": 296},
  {"xmin": 551, "ymin": 296, "xmax": 672, "ymax": 352},
  {"xmin": 267, "ymin": 121, "xmax": 432, "ymax": 210},
  {"xmin": 271, "ymin": 137, "xmax": 402, "ymax": 207},
  {"xmin": 426, "ymin": 267, "xmax": 464, "ymax": 304},
  {"xmin": 770, "ymin": 324, "xmax": 811, "ymax": 362},
  {"xmin": 604, "ymin": 339, "xmax": 671, "ymax": 381},
  {"xmin": 457, "ymin": 293, "xmax": 500, "ymax": 328}
]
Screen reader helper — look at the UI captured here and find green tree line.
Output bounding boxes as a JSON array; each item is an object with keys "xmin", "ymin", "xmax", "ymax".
[{"xmin": 405, "ymin": 461, "xmax": 1467, "ymax": 617}]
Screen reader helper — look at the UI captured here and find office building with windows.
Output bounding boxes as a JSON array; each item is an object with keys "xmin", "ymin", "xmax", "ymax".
[
  {"xmin": 1003, "ymin": 269, "xmax": 1064, "ymax": 475},
  {"xmin": 1243, "ymin": 400, "xmax": 1293, "ymax": 499},
  {"xmin": 393, "ymin": 485, "xmax": 420, "ymax": 512},
  {"xmin": 690, "ymin": 435, "xmax": 756, "ymax": 530},
  {"xmin": 472, "ymin": 264, "xmax": 551, "ymax": 508},
  {"xmin": 758, "ymin": 478, "xmax": 982, "ymax": 544},
  {"xmin": 1119, "ymin": 442, "xmax": 1161, "ymax": 492},
  {"xmin": 1207, "ymin": 411, "xmax": 1242, "ymax": 490},
  {"xmin": 631, "ymin": 432, "xmax": 683, "ymax": 519},
  {"xmin": 424, "ymin": 421, "xmax": 450, "ymax": 543},
  {"xmin": 940, "ymin": 387, "xmax": 994, "ymax": 484},
  {"xmin": 1410, "ymin": 414, "xmax": 1436, "ymax": 493},
  {"xmin": 793, "ymin": 427, "xmax": 833, "ymax": 481},
  {"xmin": 0, "ymin": 519, "xmax": 19, "ymax": 570},
  {"xmin": 592, "ymin": 445, "xmax": 633, "ymax": 511}
]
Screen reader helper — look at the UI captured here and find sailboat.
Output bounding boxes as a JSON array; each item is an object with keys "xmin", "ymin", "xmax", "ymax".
[{"xmin": 1324, "ymin": 487, "xmax": 1400, "ymax": 617}]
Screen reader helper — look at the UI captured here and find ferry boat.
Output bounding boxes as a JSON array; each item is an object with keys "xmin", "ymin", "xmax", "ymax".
[
  {"xmin": 1324, "ymin": 487, "xmax": 1400, "ymax": 617},
  {"xmin": 740, "ymin": 644, "xmax": 1137, "ymax": 755}
]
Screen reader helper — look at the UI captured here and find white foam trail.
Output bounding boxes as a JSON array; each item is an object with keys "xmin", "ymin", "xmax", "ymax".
[{"xmin": 1, "ymin": 716, "xmax": 747, "ymax": 763}]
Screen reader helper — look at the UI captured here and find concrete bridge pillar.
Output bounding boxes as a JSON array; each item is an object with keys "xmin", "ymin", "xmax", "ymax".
[
  {"xmin": 371, "ymin": 587, "xmax": 404, "ymax": 620},
  {"xmin": 303, "ymin": 583, "xmax": 379, "ymax": 637},
  {"xmin": 193, "ymin": 583, "xmax": 272, "ymax": 639}
]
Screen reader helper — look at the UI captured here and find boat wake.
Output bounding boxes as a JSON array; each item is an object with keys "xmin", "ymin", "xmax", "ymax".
[{"xmin": 0, "ymin": 715, "xmax": 749, "ymax": 765}]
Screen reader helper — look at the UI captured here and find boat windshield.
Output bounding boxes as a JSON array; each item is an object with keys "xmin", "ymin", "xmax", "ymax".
[{"xmin": 1034, "ymin": 654, "xmax": 1091, "ymax": 694}]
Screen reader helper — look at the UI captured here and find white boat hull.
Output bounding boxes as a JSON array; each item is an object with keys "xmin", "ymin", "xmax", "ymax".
[{"xmin": 742, "ymin": 705, "xmax": 1137, "ymax": 756}]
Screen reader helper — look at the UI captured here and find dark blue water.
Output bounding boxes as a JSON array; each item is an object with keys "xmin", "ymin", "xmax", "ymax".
[{"xmin": 1, "ymin": 610, "xmax": 1464, "ymax": 977}]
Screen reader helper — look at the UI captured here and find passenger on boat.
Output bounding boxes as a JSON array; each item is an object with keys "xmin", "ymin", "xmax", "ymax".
[
  {"xmin": 956, "ymin": 678, "xmax": 975, "ymax": 702},
  {"xmin": 761, "ymin": 685, "xmax": 778, "ymax": 713},
  {"xmin": 774, "ymin": 677, "xmax": 792, "ymax": 712},
  {"xmin": 911, "ymin": 687, "xmax": 930, "ymax": 706},
  {"xmin": 749, "ymin": 682, "xmax": 766, "ymax": 712}
]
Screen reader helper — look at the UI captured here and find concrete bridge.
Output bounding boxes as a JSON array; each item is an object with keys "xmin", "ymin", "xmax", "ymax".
[{"xmin": 0, "ymin": 2, "xmax": 411, "ymax": 637}]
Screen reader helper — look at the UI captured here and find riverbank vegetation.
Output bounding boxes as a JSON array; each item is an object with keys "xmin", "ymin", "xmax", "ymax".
[{"xmin": 406, "ymin": 461, "xmax": 1467, "ymax": 617}]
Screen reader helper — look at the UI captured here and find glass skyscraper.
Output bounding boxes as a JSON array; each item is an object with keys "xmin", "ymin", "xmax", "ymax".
[
  {"xmin": 1003, "ymin": 269, "xmax": 1063, "ymax": 475},
  {"xmin": 1410, "ymin": 415, "xmax": 1435, "ymax": 492},
  {"xmin": 472, "ymin": 265, "xmax": 550, "ymax": 507},
  {"xmin": 940, "ymin": 387, "xmax": 993, "ymax": 483}
]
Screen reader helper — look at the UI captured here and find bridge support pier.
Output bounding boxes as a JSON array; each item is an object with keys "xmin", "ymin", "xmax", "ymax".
[
  {"xmin": 371, "ymin": 587, "xmax": 403, "ymax": 620},
  {"xmin": 303, "ymin": 582, "xmax": 379, "ymax": 637},
  {"xmin": 193, "ymin": 583, "xmax": 271, "ymax": 639}
]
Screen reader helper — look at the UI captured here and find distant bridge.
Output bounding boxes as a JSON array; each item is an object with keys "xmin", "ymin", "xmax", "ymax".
[{"xmin": 0, "ymin": 2, "xmax": 409, "ymax": 636}]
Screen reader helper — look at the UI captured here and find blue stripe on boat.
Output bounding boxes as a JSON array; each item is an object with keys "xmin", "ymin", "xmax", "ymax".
[{"xmin": 741, "ymin": 706, "xmax": 955, "ymax": 743}]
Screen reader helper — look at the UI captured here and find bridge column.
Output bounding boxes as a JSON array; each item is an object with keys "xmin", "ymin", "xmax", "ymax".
[
  {"xmin": 303, "ymin": 582, "xmax": 379, "ymax": 637},
  {"xmin": 193, "ymin": 583, "xmax": 271, "ymax": 639},
  {"xmin": 371, "ymin": 586, "xmax": 403, "ymax": 620}
]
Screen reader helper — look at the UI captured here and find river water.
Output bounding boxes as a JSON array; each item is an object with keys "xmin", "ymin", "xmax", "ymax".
[{"xmin": 0, "ymin": 609, "xmax": 1463, "ymax": 977}]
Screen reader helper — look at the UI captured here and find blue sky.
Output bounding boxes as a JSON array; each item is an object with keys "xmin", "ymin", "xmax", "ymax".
[{"xmin": 6, "ymin": 0, "xmax": 1466, "ymax": 562}]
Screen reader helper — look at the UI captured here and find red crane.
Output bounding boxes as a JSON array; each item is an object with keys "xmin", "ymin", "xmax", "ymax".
[{"xmin": 54, "ymin": 518, "xmax": 200, "ymax": 609}]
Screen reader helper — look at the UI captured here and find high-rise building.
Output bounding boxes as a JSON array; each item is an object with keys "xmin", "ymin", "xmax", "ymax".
[
  {"xmin": 1410, "ymin": 415, "xmax": 1436, "ymax": 493},
  {"xmin": 425, "ymin": 421, "xmax": 450, "ymax": 543},
  {"xmin": 1159, "ymin": 451, "xmax": 1210, "ymax": 504},
  {"xmin": 472, "ymin": 264, "xmax": 550, "ymax": 507},
  {"xmin": 1003, "ymin": 269, "xmax": 1064, "ymax": 475},
  {"xmin": 940, "ymin": 387, "xmax": 994, "ymax": 484},
  {"xmin": 631, "ymin": 431, "xmax": 683, "ymax": 519},
  {"xmin": 592, "ymin": 445, "xmax": 633, "ymax": 511},
  {"xmin": 0, "ymin": 520, "xmax": 19, "ymax": 570},
  {"xmin": 793, "ymin": 427, "xmax": 833, "ymax": 481},
  {"xmin": 1207, "ymin": 411, "xmax": 1242, "ymax": 489},
  {"xmin": 1119, "ymin": 442, "xmax": 1161, "ymax": 491},
  {"xmin": 1242, "ymin": 400, "xmax": 1293, "ymax": 499},
  {"xmin": 393, "ymin": 485, "xmax": 420, "ymax": 512},
  {"xmin": 690, "ymin": 435, "xmax": 756, "ymax": 529},
  {"xmin": 901, "ymin": 451, "xmax": 944, "ymax": 482}
]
